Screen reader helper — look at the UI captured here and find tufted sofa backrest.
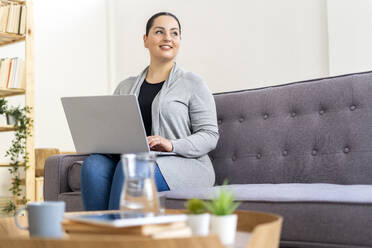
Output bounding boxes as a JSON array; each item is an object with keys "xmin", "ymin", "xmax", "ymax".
[{"xmin": 209, "ymin": 71, "xmax": 372, "ymax": 185}]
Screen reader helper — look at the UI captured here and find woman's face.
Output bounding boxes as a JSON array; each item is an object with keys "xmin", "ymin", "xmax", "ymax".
[{"xmin": 144, "ymin": 15, "xmax": 181, "ymax": 63}]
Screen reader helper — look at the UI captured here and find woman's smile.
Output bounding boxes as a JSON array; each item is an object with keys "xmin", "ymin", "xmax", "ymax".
[{"xmin": 159, "ymin": 45, "xmax": 173, "ymax": 50}]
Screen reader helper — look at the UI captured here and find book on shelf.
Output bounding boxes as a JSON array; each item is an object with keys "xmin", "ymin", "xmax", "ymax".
[
  {"xmin": 0, "ymin": 58, "xmax": 10, "ymax": 88},
  {"xmin": 19, "ymin": 5, "xmax": 25, "ymax": 34},
  {"xmin": 0, "ymin": 57, "xmax": 24, "ymax": 89},
  {"xmin": 0, "ymin": 2, "xmax": 26, "ymax": 35},
  {"xmin": 5, "ymin": 58, "xmax": 12, "ymax": 87},
  {"xmin": 5, "ymin": 3, "xmax": 14, "ymax": 33},
  {"xmin": 13, "ymin": 4, "xmax": 21, "ymax": 34},
  {"xmin": 0, "ymin": 4, "xmax": 10, "ymax": 33},
  {"xmin": 13, "ymin": 58, "xmax": 23, "ymax": 88}
]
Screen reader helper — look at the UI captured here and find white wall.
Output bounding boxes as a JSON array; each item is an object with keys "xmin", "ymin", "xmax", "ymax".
[
  {"xmin": 110, "ymin": 0, "xmax": 329, "ymax": 93},
  {"xmin": 327, "ymin": 0, "xmax": 372, "ymax": 75},
  {"xmin": 0, "ymin": 0, "xmax": 110, "ymax": 195},
  {"xmin": 33, "ymin": 0, "xmax": 110, "ymax": 150}
]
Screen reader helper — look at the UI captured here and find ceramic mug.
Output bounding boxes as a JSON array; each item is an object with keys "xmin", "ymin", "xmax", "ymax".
[{"xmin": 14, "ymin": 201, "xmax": 65, "ymax": 238}]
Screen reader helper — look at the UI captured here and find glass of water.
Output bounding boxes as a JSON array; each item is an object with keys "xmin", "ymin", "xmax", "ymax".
[{"xmin": 120, "ymin": 153, "xmax": 160, "ymax": 214}]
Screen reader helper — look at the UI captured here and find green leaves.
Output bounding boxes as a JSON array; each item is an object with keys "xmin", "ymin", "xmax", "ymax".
[
  {"xmin": 1, "ymin": 100, "xmax": 33, "ymax": 214},
  {"xmin": 0, "ymin": 98, "xmax": 7, "ymax": 115},
  {"xmin": 184, "ymin": 181, "xmax": 240, "ymax": 216},
  {"xmin": 185, "ymin": 198, "xmax": 207, "ymax": 214},
  {"xmin": 3, "ymin": 200, "xmax": 16, "ymax": 213},
  {"xmin": 203, "ymin": 182, "xmax": 240, "ymax": 216}
]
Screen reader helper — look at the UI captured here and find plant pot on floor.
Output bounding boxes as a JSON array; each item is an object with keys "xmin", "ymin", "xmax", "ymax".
[
  {"xmin": 210, "ymin": 214, "xmax": 238, "ymax": 246},
  {"xmin": 186, "ymin": 213, "xmax": 210, "ymax": 236}
]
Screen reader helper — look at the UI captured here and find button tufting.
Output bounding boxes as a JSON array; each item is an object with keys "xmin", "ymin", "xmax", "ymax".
[
  {"xmin": 218, "ymin": 120, "xmax": 222, "ymax": 124},
  {"xmin": 311, "ymin": 149, "xmax": 317, "ymax": 156},
  {"xmin": 232, "ymin": 155, "xmax": 237, "ymax": 161},
  {"xmin": 343, "ymin": 147, "xmax": 350, "ymax": 153},
  {"xmin": 282, "ymin": 150, "xmax": 288, "ymax": 156},
  {"xmin": 256, "ymin": 153, "xmax": 262, "ymax": 159},
  {"xmin": 350, "ymin": 105, "xmax": 356, "ymax": 111},
  {"xmin": 319, "ymin": 109, "xmax": 325, "ymax": 115},
  {"xmin": 263, "ymin": 114, "xmax": 269, "ymax": 120},
  {"xmin": 291, "ymin": 112, "xmax": 296, "ymax": 117},
  {"xmin": 239, "ymin": 118, "xmax": 244, "ymax": 123}
]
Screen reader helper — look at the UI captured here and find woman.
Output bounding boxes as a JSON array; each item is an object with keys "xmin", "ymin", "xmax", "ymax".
[{"xmin": 81, "ymin": 12, "xmax": 219, "ymax": 210}]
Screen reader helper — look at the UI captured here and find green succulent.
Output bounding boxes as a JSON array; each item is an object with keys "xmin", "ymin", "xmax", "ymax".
[
  {"xmin": 203, "ymin": 181, "xmax": 240, "ymax": 216},
  {"xmin": 185, "ymin": 198, "xmax": 207, "ymax": 214}
]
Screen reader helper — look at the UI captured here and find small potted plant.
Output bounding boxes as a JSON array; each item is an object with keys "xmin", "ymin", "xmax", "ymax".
[
  {"xmin": 5, "ymin": 106, "xmax": 23, "ymax": 126},
  {"xmin": 185, "ymin": 198, "xmax": 210, "ymax": 236},
  {"xmin": 203, "ymin": 183, "xmax": 240, "ymax": 246}
]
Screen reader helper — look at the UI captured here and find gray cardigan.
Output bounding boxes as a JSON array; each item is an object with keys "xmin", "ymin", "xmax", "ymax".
[{"xmin": 113, "ymin": 63, "xmax": 219, "ymax": 189}]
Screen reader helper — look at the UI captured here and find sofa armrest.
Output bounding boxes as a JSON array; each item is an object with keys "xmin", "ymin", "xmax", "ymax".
[{"xmin": 44, "ymin": 154, "xmax": 89, "ymax": 201}]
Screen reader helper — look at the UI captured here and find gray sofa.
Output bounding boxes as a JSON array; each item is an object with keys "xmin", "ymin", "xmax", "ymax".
[{"xmin": 44, "ymin": 71, "xmax": 372, "ymax": 248}]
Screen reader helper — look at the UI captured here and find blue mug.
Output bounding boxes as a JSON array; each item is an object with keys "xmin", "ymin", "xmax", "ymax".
[{"xmin": 14, "ymin": 201, "xmax": 65, "ymax": 238}]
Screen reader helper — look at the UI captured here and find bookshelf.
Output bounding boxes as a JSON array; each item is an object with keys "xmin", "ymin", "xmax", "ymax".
[
  {"xmin": 0, "ymin": 125, "xmax": 17, "ymax": 131},
  {"xmin": 0, "ymin": 0, "xmax": 35, "ymax": 203},
  {"xmin": 0, "ymin": 88, "xmax": 25, "ymax": 97},
  {"xmin": 0, "ymin": 31, "xmax": 25, "ymax": 46}
]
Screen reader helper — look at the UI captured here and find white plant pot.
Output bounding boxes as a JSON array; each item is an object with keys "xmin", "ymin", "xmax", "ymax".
[
  {"xmin": 186, "ymin": 213, "xmax": 210, "ymax": 236},
  {"xmin": 6, "ymin": 114, "xmax": 17, "ymax": 126},
  {"xmin": 210, "ymin": 214, "xmax": 238, "ymax": 246}
]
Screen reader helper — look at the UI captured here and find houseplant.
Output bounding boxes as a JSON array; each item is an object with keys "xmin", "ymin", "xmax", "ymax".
[
  {"xmin": 0, "ymin": 98, "xmax": 7, "ymax": 115},
  {"xmin": 203, "ymin": 183, "xmax": 240, "ymax": 246},
  {"xmin": 185, "ymin": 198, "xmax": 210, "ymax": 236},
  {"xmin": 1, "ymin": 104, "xmax": 33, "ymax": 214},
  {"xmin": 5, "ymin": 105, "xmax": 23, "ymax": 126}
]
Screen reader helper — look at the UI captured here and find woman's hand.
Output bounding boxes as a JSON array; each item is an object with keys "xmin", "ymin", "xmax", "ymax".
[{"xmin": 147, "ymin": 135, "xmax": 173, "ymax": 152}]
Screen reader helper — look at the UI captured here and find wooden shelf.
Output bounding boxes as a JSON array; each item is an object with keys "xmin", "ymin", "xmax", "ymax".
[
  {"xmin": 0, "ymin": 88, "xmax": 25, "ymax": 97},
  {"xmin": 0, "ymin": 0, "xmax": 26, "ymax": 4},
  {"xmin": 0, "ymin": 125, "xmax": 17, "ymax": 132},
  {"xmin": 0, "ymin": 162, "xmax": 25, "ymax": 167},
  {"xmin": 0, "ymin": 32, "xmax": 25, "ymax": 47}
]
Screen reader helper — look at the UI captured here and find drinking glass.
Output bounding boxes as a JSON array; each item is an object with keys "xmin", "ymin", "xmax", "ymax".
[{"xmin": 120, "ymin": 153, "xmax": 160, "ymax": 214}]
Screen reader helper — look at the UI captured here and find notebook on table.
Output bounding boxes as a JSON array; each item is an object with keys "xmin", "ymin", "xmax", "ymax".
[
  {"xmin": 65, "ymin": 211, "xmax": 187, "ymax": 228},
  {"xmin": 61, "ymin": 95, "xmax": 176, "ymax": 156}
]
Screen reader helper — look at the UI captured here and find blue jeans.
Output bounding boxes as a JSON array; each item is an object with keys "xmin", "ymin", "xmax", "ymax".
[{"xmin": 81, "ymin": 154, "xmax": 170, "ymax": 210}]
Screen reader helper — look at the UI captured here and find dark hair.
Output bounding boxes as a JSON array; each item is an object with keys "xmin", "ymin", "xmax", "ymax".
[{"xmin": 145, "ymin": 12, "xmax": 181, "ymax": 36}]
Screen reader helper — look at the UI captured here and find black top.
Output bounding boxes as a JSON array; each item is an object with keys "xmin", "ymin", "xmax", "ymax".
[{"xmin": 138, "ymin": 79, "xmax": 165, "ymax": 136}]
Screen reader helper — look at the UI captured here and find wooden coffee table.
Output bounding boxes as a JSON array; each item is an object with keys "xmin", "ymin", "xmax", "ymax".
[{"xmin": 0, "ymin": 210, "xmax": 282, "ymax": 248}]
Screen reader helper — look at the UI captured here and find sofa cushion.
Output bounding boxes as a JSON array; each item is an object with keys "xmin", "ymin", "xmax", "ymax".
[
  {"xmin": 58, "ymin": 192, "xmax": 84, "ymax": 212},
  {"xmin": 67, "ymin": 161, "xmax": 82, "ymax": 192},
  {"xmin": 164, "ymin": 183, "xmax": 372, "ymax": 203},
  {"xmin": 209, "ymin": 72, "xmax": 372, "ymax": 186},
  {"xmin": 164, "ymin": 184, "xmax": 372, "ymax": 248}
]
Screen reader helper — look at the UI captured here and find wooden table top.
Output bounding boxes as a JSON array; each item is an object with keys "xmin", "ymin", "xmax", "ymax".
[{"xmin": 0, "ymin": 209, "xmax": 282, "ymax": 248}]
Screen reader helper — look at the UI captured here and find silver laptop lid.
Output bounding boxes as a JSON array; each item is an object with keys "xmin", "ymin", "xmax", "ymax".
[{"xmin": 61, "ymin": 95, "xmax": 150, "ymax": 154}]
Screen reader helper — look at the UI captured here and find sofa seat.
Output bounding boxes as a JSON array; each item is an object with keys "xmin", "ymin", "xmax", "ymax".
[{"xmin": 163, "ymin": 184, "xmax": 372, "ymax": 248}]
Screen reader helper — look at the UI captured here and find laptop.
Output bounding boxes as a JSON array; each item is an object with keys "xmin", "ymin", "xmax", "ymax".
[{"xmin": 61, "ymin": 95, "xmax": 176, "ymax": 155}]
